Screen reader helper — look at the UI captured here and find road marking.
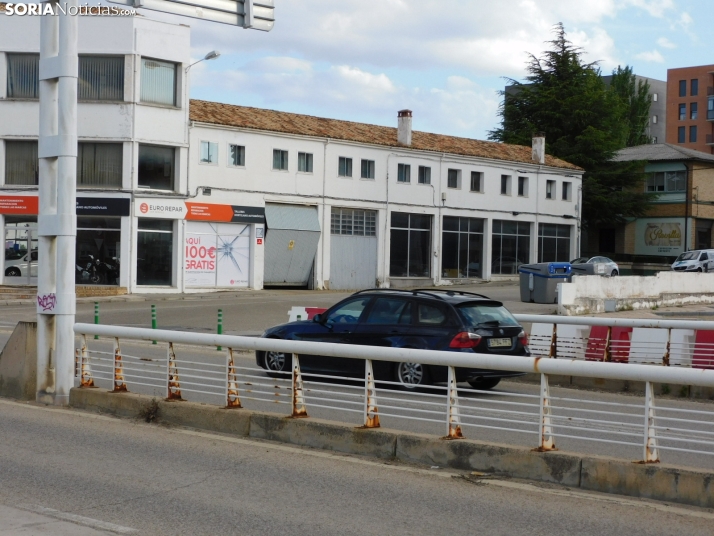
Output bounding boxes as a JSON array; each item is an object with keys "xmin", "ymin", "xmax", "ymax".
[
  {"xmin": 16, "ymin": 504, "xmax": 138, "ymax": 534},
  {"xmin": 3, "ymin": 398, "xmax": 714, "ymax": 521}
]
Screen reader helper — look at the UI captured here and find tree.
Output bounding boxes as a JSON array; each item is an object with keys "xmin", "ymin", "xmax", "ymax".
[
  {"xmin": 489, "ymin": 23, "xmax": 654, "ymax": 229},
  {"xmin": 609, "ymin": 65, "xmax": 653, "ymax": 147}
]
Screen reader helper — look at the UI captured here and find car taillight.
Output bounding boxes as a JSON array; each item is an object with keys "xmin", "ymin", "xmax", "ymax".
[
  {"xmin": 518, "ymin": 330, "xmax": 529, "ymax": 346},
  {"xmin": 449, "ymin": 332, "xmax": 482, "ymax": 349}
]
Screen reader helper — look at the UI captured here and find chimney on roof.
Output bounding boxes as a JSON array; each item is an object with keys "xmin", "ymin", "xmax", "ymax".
[
  {"xmin": 397, "ymin": 109, "xmax": 412, "ymax": 146},
  {"xmin": 532, "ymin": 132, "xmax": 545, "ymax": 165}
]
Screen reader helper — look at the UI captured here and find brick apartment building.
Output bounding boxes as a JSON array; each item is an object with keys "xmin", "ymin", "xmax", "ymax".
[{"xmin": 666, "ymin": 65, "xmax": 714, "ymax": 154}]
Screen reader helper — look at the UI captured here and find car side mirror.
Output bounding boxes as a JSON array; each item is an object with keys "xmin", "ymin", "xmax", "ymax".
[{"xmin": 312, "ymin": 314, "xmax": 322, "ymax": 323}]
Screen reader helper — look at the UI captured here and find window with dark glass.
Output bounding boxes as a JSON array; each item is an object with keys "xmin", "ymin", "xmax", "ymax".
[
  {"xmin": 517, "ymin": 176, "xmax": 528, "ymax": 197},
  {"xmin": 361, "ymin": 159, "xmax": 375, "ymax": 179},
  {"xmin": 418, "ymin": 165, "xmax": 431, "ymax": 184},
  {"xmin": 338, "ymin": 157, "xmax": 352, "ymax": 177},
  {"xmin": 6, "ymin": 53, "xmax": 39, "ymax": 98},
  {"xmin": 678, "ymin": 126, "xmax": 686, "ymax": 143},
  {"xmin": 138, "ymin": 145, "xmax": 175, "ymax": 190},
  {"xmin": 546, "ymin": 180, "xmax": 555, "ymax": 199},
  {"xmin": 691, "ymin": 79, "xmax": 699, "ymax": 96},
  {"xmin": 4, "ymin": 141, "xmax": 39, "ymax": 185},
  {"xmin": 140, "ymin": 58, "xmax": 176, "ymax": 106},
  {"xmin": 470, "ymin": 171, "xmax": 482, "ymax": 192},
  {"xmin": 137, "ymin": 219, "xmax": 173, "ymax": 286},
  {"xmin": 538, "ymin": 223, "xmax": 571, "ymax": 262},
  {"xmin": 272, "ymin": 149, "xmax": 288, "ymax": 170},
  {"xmin": 690, "ymin": 125, "xmax": 698, "ymax": 143},
  {"xmin": 679, "ymin": 103, "xmax": 686, "ymax": 120},
  {"xmin": 78, "ymin": 56, "xmax": 124, "ymax": 101},
  {"xmin": 76, "ymin": 217, "xmax": 121, "ymax": 285},
  {"xmin": 298, "ymin": 152, "xmax": 313, "ymax": 173},
  {"xmin": 491, "ymin": 220, "xmax": 530, "ymax": 275},
  {"xmin": 562, "ymin": 181, "xmax": 571, "ymax": 201},
  {"xmin": 390, "ymin": 212, "xmax": 431, "ymax": 277},
  {"xmin": 447, "ymin": 169, "xmax": 460, "ymax": 189},
  {"xmin": 441, "ymin": 216, "xmax": 484, "ymax": 279},
  {"xmin": 500, "ymin": 175, "xmax": 510, "ymax": 195},
  {"xmin": 691, "ymin": 102, "xmax": 698, "ymax": 120},
  {"xmin": 365, "ymin": 297, "xmax": 412, "ymax": 325},
  {"xmin": 78, "ymin": 143, "xmax": 122, "ymax": 188},
  {"xmin": 679, "ymin": 80, "xmax": 687, "ymax": 97},
  {"xmin": 229, "ymin": 144, "xmax": 245, "ymax": 166},
  {"xmin": 397, "ymin": 163, "xmax": 410, "ymax": 183},
  {"xmin": 331, "ymin": 208, "xmax": 376, "ymax": 236},
  {"xmin": 709, "ymin": 97, "xmax": 714, "ymax": 120}
]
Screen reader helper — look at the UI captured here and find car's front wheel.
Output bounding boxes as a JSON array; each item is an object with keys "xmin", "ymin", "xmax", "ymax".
[
  {"xmin": 5, "ymin": 267, "xmax": 21, "ymax": 277},
  {"xmin": 611, "ymin": 270, "xmax": 618, "ymax": 277},
  {"xmin": 468, "ymin": 377, "xmax": 501, "ymax": 391},
  {"xmin": 395, "ymin": 362, "xmax": 430, "ymax": 389},
  {"xmin": 263, "ymin": 349, "xmax": 292, "ymax": 378}
]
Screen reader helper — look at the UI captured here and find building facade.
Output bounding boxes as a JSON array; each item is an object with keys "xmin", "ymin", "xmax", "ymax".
[
  {"xmin": 0, "ymin": 10, "xmax": 583, "ymax": 293},
  {"xmin": 665, "ymin": 65, "xmax": 714, "ymax": 154}
]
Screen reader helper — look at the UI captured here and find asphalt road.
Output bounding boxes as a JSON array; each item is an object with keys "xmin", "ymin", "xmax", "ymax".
[{"xmin": 1, "ymin": 398, "xmax": 713, "ymax": 536}]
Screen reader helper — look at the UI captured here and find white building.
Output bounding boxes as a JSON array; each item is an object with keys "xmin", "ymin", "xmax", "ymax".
[{"xmin": 0, "ymin": 9, "xmax": 583, "ymax": 293}]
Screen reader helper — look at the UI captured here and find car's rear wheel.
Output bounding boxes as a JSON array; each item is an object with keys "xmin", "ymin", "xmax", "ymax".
[
  {"xmin": 697, "ymin": 268, "xmax": 703, "ymax": 273},
  {"xmin": 263, "ymin": 349, "xmax": 292, "ymax": 378},
  {"xmin": 395, "ymin": 362, "xmax": 430, "ymax": 389},
  {"xmin": 467, "ymin": 377, "xmax": 501, "ymax": 391},
  {"xmin": 5, "ymin": 267, "xmax": 21, "ymax": 277}
]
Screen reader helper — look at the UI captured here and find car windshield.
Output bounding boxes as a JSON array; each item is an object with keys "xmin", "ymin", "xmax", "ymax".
[
  {"xmin": 457, "ymin": 303, "xmax": 520, "ymax": 328},
  {"xmin": 570, "ymin": 257, "xmax": 588, "ymax": 264},
  {"xmin": 676, "ymin": 252, "xmax": 699, "ymax": 261}
]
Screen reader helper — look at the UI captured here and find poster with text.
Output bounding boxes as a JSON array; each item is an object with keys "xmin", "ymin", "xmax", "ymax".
[
  {"xmin": 184, "ymin": 226, "xmax": 217, "ymax": 287},
  {"xmin": 216, "ymin": 225, "xmax": 250, "ymax": 287}
]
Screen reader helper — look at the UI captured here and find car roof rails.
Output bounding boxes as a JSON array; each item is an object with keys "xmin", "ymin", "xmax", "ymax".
[
  {"xmin": 351, "ymin": 288, "xmax": 447, "ymax": 301},
  {"xmin": 413, "ymin": 289, "xmax": 491, "ymax": 300}
]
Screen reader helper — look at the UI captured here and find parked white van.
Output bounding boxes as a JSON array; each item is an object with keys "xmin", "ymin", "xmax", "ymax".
[{"xmin": 671, "ymin": 250, "xmax": 714, "ymax": 272}]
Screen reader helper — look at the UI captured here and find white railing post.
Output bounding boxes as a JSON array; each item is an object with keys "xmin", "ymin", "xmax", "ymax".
[
  {"xmin": 444, "ymin": 366, "xmax": 463, "ymax": 439},
  {"xmin": 111, "ymin": 337, "xmax": 127, "ymax": 392},
  {"xmin": 79, "ymin": 334, "xmax": 94, "ymax": 388},
  {"xmin": 166, "ymin": 342, "xmax": 183, "ymax": 401},
  {"xmin": 537, "ymin": 373, "xmax": 556, "ymax": 451},
  {"xmin": 291, "ymin": 354, "xmax": 308, "ymax": 418},
  {"xmin": 225, "ymin": 348, "xmax": 242, "ymax": 408},
  {"xmin": 362, "ymin": 359, "xmax": 380, "ymax": 428},
  {"xmin": 643, "ymin": 381, "xmax": 659, "ymax": 463}
]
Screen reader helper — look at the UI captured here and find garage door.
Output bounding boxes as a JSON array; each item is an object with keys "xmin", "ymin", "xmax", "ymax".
[
  {"xmin": 264, "ymin": 204, "xmax": 320, "ymax": 286},
  {"xmin": 329, "ymin": 208, "xmax": 378, "ymax": 290}
]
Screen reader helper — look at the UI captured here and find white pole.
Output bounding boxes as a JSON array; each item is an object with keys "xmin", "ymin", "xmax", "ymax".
[{"xmin": 37, "ymin": 0, "xmax": 78, "ymax": 405}]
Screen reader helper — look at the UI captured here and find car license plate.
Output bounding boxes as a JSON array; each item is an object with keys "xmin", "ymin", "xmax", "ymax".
[{"xmin": 488, "ymin": 337, "xmax": 511, "ymax": 348}]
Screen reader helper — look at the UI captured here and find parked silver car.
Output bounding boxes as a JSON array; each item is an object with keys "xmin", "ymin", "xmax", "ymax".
[
  {"xmin": 570, "ymin": 256, "xmax": 619, "ymax": 277},
  {"xmin": 4, "ymin": 249, "xmax": 38, "ymax": 277}
]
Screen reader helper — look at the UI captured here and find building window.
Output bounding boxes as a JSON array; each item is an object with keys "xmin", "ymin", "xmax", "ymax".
[
  {"xmin": 298, "ymin": 152, "xmax": 313, "ymax": 173},
  {"xmin": 652, "ymin": 137, "xmax": 658, "ymax": 144},
  {"xmin": 679, "ymin": 104, "xmax": 686, "ymax": 121},
  {"xmin": 691, "ymin": 79, "xmax": 699, "ymax": 96},
  {"xmin": 338, "ymin": 157, "xmax": 353, "ymax": 177},
  {"xmin": 331, "ymin": 208, "xmax": 376, "ymax": 236},
  {"xmin": 500, "ymin": 175, "xmax": 511, "ymax": 195},
  {"xmin": 442, "ymin": 216, "xmax": 483, "ymax": 279},
  {"xmin": 691, "ymin": 102, "xmax": 698, "ymax": 120},
  {"xmin": 709, "ymin": 97, "xmax": 714, "ymax": 120},
  {"xmin": 272, "ymin": 149, "xmax": 288, "ymax": 171},
  {"xmin": 652, "ymin": 93, "xmax": 658, "ymax": 102},
  {"xmin": 517, "ymin": 176, "xmax": 528, "ymax": 197},
  {"xmin": 78, "ymin": 143, "xmax": 122, "ymax": 188},
  {"xmin": 690, "ymin": 125, "xmax": 698, "ymax": 143},
  {"xmin": 78, "ymin": 56, "xmax": 124, "ymax": 101},
  {"xmin": 492, "ymin": 220, "xmax": 530, "ymax": 275},
  {"xmin": 470, "ymin": 171, "xmax": 483, "ymax": 192},
  {"xmin": 6, "ymin": 53, "xmax": 39, "ymax": 99},
  {"xmin": 447, "ymin": 169, "xmax": 460, "ymax": 189},
  {"xmin": 76, "ymin": 217, "xmax": 121, "ymax": 285},
  {"xmin": 562, "ymin": 181, "xmax": 572, "ymax": 201},
  {"xmin": 678, "ymin": 126, "xmax": 686, "ymax": 144},
  {"xmin": 361, "ymin": 159, "xmax": 375, "ymax": 179},
  {"xmin": 397, "ymin": 163, "xmax": 411, "ymax": 183},
  {"xmin": 4, "ymin": 141, "xmax": 39, "ymax": 185},
  {"xmin": 679, "ymin": 80, "xmax": 686, "ymax": 97},
  {"xmin": 646, "ymin": 171, "xmax": 685, "ymax": 192},
  {"xmin": 652, "ymin": 115, "xmax": 658, "ymax": 124},
  {"xmin": 137, "ymin": 219, "xmax": 173, "ymax": 286},
  {"xmin": 199, "ymin": 141, "xmax": 218, "ymax": 165},
  {"xmin": 390, "ymin": 212, "xmax": 431, "ymax": 277},
  {"xmin": 538, "ymin": 224, "xmax": 571, "ymax": 263},
  {"xmin": 228, "ymin": 144, "xmax": 245, "ymax": 167},
  {"xmin": 418, "ymin": 165, "xmax": 431, "ymax": 184},
  {"xmin": 140, "ymin": 58, "xmax": 176, "ymax": 106},
  {"xmin": 138, "ymin": 145, "xmax": 175, "ymax": 190},
  {"xmin": 545, "ymin": 180, "xmax": 555, "ymax": 199}
]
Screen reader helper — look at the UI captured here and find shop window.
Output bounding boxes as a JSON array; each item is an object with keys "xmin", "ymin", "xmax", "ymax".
[
  {"xmin": 4, "ymin": 140, "xmax": 39, "ymax": 185},
  {"xmin": 538, "ymin": 223, "xmax": 571, "ymax": 262},
  {"xmin": 331, "ymin": 208, "xmax": 376, "ymax": 236},
  {"xmin": 140, "ymin": 58, "xmax": 176, "ymax": 106},
  {"xmin": 492, "ymin": 220, "xmax": 530, "ymax": 274},
  {"xmin": 78, "ymin": 56, "xmax": 124, "ymax": 101},
  {"xmin": 138, "ymin": 145, "xmax": 175, "ymax": 190},
  {"xmin": 78, "ymin": 143, "xmax": 122, "ymax": 188},
  {"xmin": 361, "ymin": 159, "xmax": 375, "ymax": 179},
  {"xmin": 442, "ymin": 216, "xmax": 484, "ymax": 279},
  {"xmin": 76, "ymin": 217, "xmax": 121, "ymax": 285},
  {"xmin": 389, "ymin": 212, "xmax": 431, "ymax": 277},
  {"xmin": 137, "ymin": 219, "xmax": 173, "ymax": 286},
  {"xmin": 229, "ymin": 144, "xmax": 245, "ymax": 167},
  {"xmin": 298, "ymin": 152, "xmax": 313, "ymax": 173},
  {"xmin": 272, "ymin": 149, "xmax": 288, "ymax": 170},
  {"xmin": 6, "ymin": 53, "xmax": 39, "ymax": 98},
  {"xmin": 338, "ymin": 157, "xmax": 352, "ymax": 177},
  {"xmin": 418, "ymin": 165, "xmax": 431, "ymax": 185}
]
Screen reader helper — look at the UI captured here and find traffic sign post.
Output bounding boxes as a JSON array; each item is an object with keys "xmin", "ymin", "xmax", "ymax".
[{"xmin": 36, "ymin": 0, "xmax": 274, "ymax": 405}]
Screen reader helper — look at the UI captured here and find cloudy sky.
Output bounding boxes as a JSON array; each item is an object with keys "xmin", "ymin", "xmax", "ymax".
[{"xmin": 146, "ymin": 0, "xmax": 708, "ymax": 140}]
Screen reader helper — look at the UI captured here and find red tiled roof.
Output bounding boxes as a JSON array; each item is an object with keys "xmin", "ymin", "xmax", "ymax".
[{"xmin": 189, "ymin": 100, "xmax": 581, "ymax": 171}]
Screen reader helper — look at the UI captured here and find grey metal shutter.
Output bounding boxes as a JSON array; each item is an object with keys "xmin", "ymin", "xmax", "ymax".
[{"xmin": 264, "ymin": 204, "xmax": 320, "ymax": 286}]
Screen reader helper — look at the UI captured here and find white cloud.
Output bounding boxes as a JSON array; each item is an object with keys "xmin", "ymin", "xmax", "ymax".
[
  {"xmin": 635, "ymin": 50, "xmax": 665, "ymax": 63},
  {"xmin": 656, "ymin": 37, "xmax": 677, "ymax": 49},
  {"xmin": 625, "ymin": 0, "xmax": 674, "ymax": 18}
]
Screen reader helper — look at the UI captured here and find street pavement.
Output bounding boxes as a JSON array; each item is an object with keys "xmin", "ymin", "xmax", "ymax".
[{"xmin": 1, "ymin": 398, "xmax": 713, "ymax": 536}]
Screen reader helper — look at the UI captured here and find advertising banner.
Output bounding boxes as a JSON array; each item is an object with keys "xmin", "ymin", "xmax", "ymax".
[
  {"xmin": 635, "ymin": 218, "xmax": 686, "ymax": 256},
  {"xmin": 0, "ymin": 196, "xmax": 38, "ymax": 215},
  {"xmin": 184, "ymin": 224, "xmax": 217, "ymax": 287},
  {"xmin": 136, "ymin": 199, "xmax": 264, "ymax": 223},
  {"xmin": 216, "ymin": 226, "xmax": 250, "ymax": 287}
]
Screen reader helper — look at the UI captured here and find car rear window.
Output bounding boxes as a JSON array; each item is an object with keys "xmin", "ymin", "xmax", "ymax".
[
  {"xmin": 456, "ymin": 302, "xmax": 520, "ymax": 328},
  {"xmin": 416, "ymin": 303, "xmax": 448, "ymax": 325}
]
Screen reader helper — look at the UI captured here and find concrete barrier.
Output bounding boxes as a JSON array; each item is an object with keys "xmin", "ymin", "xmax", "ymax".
[
  {"xmin": 0, "ymin": 322, "xmax": 37, "ymax": 400},
  {"xmin": 69, "ymin": 387, "xmax": 714, "ymax": 509}
]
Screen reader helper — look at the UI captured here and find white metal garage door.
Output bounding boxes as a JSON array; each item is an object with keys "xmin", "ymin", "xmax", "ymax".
[{"xmin": 329, "ymin": 208, "xmax": 378, "ymax": 290}]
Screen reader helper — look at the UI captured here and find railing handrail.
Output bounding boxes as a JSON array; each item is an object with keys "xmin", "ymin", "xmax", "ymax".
[
  {"xmin": 514, "ymin": 314, "xmax": 714, "ymax": 331},
  {"xmin": 74, "ymin": 323, "xmax": 714, "ymax": 388}
]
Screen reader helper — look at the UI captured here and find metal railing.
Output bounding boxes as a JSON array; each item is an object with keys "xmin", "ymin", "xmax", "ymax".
[{"xmin": 74, "ymin": 323, "xmax": 714, "ymax": 465}]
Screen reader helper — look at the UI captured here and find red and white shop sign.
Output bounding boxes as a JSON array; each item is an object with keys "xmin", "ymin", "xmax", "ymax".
[
  {"xmin": 0, "ymin": 196, "xmax": 39, "ymax": 215},
  {"xmin": 184, "ymin": 234, "xmax": 217, "ymax": 286}
]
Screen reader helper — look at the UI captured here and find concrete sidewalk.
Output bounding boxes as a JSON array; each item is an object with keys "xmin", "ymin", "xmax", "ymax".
[{"xmin": 0, "ymin": 503, "xmax": 128, "ymax": 534}]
